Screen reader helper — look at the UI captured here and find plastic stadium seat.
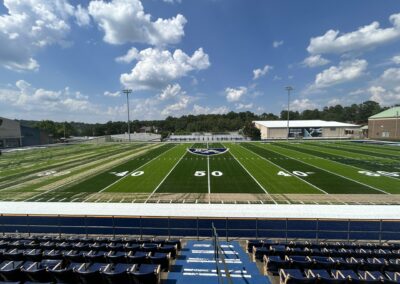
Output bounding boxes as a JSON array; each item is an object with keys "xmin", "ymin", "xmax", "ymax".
[
  {"xmin": 90, "ymin": 242, "xmax": 108, "ymax": 251},
  {"xmin": 385, "ymin": 271, "xmax": 400, "ymax": 283},
  {"xmin": 125, "ymin": 243, "xmax": 141, "ymax": 253},
  {"xmin": 101, "ymin": 263, "xmax": 133, "ymax": 284},
  {"xmin": 246, "ymin": 239, "xmax": 263, "ymax": 252},
  {"xmin": 43, "ymin": 249, "xmax": 63, "ymax": 260},
  {"xmin": 141, "ymin": 243, "xmax": 159, "ymax": 253},
  {"xmin": 332, "ymin": 270, "xmax": 360, "ymax": 283},
  {"xmin": 364, "ymin": 258, "xmax": 386, "ymax": 271},
  {"xmin": 74, "ymin": 262, "xmax": 108, "ymax": 284},
  {"xmin": 107, "ymin": 242, "xmax": 125, "ymax": 252},
  {"xmin": 23, "ymin": 249, "xmax": 42, "ymax": 262},
  {"xmin": 127, "ymin": 251, "xmax": 148, "ymax": 265},
  {"xmin": 73, "ymin": 242, "xmax": 89, "ymax": 251},
  {"xmin": 305, "ymin": 269, "xmax": 341, "ymax": 284},
  {"xmin": 0, "ymin": 261, "xmax": 24, "ymax": 282},
  {"xmin": 84, "ymin": 250, "xmax": 106, "ymax": 263},
  {"xmin": 0, "ymin": 281, "xmax": 21, "ymax": 284},
  {"xmin": 40, "ymin": 241, "xmax": 56, "ymax": 250},
  {"xmin": 307, "ymin": 256, "xmax": 335, "ymax": 270},
  {"xmin": 21, "ymin": 259, "xmax": 60, "ymax": 283},
  {"xmin": 63, "ymin": 250, "xmax": 86, "ymax": 263},
  {"xmin": 2, "ymin": 250, "xmax": 23, "ymax": 262},
  {"xmin": 279, "ymin": 268, "xmax": 315, "ymax": 284},
  {"xmin": 149, "ymin": 252, "xmax": 170, "ymax": 271},
  {"xmin": 358, "ymin": 270, "xmax": 385, "ymax": 284},
  {"xmin": 0, "ymin": 241, "xmax": 8, "ymax": 250},
  {"xmin": 56, "ymin": 241, "xmax": 73, "ymax": 251},
  {"xmin": 105, "ymin": 251, "xmax": 126, "ymax": 264},
  {"xmin": 253, "ymin": 246, "xmax": 271, "ymax": 260},
  {"xmin": 48, "ymin": 261, "xmax": 81, "ymax": 284},
  {"xmin": 388, "ymin": 259, "xmax": 400, "ymax": 271},
  {"xmin": 286, "ymin": 255, "xmax": 313, "ymax": 269},
  {"xmin": 159, "ymin": 244, "xmax": 177, "ymax": 258},
  {"xmin": 263, "ymin": 255, "xmax": 289, "ymax": 275},
  {"xmin": 129, "ymin": 263, "xmax": 160, "ymax": 284}
]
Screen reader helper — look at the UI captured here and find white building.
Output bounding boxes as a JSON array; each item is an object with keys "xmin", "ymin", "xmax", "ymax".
[{"xmin": 253, "ymin": 120, "xmax": 359, "ymax": 140}]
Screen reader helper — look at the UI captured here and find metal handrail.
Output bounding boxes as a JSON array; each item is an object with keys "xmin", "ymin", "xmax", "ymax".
[{"xmin": 212, "ymin": 222, "xmax": 233, "ymax": 284}]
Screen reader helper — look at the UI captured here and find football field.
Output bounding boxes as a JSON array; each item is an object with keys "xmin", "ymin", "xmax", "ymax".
[{"xmin": 1, "ymin": 141, "xmax": 400, "ymax": 204}]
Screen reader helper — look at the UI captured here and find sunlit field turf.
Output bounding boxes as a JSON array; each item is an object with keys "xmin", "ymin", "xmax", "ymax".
[{"xmin": 0, "ymin": 141, "xmax": 399, "ymax": 204}]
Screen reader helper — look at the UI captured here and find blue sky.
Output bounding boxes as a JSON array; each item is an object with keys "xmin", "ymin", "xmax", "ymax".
[{"xmin": 0, "ymin": 0, "xmax": 400, "ymax": 123}]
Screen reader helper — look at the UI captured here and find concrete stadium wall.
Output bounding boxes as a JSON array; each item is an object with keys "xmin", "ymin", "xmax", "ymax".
[{"xmin": 1, "ymin": 214, "xmax": 399, "ymax": 241}]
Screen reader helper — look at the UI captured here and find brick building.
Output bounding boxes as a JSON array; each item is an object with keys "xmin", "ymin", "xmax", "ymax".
[{"xmin": 368, "ymin": 106, "xmax": 400, "ymax": 140}]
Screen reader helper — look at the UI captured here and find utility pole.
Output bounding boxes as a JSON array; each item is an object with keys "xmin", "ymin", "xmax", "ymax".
[
  {"xmin": 285, "ymin": 86, "xmax": 293, "ymax": 142},
  {"xmin": 122, "ymin": 89, "xmax": 132, "ymax": 142}
]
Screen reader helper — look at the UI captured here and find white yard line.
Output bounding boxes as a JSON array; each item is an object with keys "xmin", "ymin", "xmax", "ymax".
[
  {"xmin": 144, "ymin": 145, "xmax": 191, "ymax": 203},
  {"xmin": 227, "ymin": 146, "xmax": 277, "ymax": 205},
  {"xmin": 241, "ymin": 144, "xmax": 328, "ymax": 195},
  {"xmin": 207, "ymin": 156, "xmax": 211, "ymax": 204},
  {"xmin": 265, "ymin": 145, "xmax": 390, "ymax": 195},
  {"xmin": 297, "ymin": 143, "xmax": 400, "ymax": 182},
  {"xmin": 98, "ymin": 145, "xmax": 177, "ymax": 194}
]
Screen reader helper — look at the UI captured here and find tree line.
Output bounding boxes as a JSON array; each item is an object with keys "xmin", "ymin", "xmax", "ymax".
[{"xmin": 18, "ymin": 100, "xmax": 389, "ymax": 140}]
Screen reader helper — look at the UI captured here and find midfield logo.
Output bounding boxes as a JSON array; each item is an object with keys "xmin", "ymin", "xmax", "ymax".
[{"xmin": 188, "ymin": 148, "xmax": 229, "ymax": 156}]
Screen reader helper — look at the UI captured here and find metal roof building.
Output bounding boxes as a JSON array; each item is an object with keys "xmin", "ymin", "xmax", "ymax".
[
  {"xmin": 253, "ymin": 120, "xmax": 360, "ymax": 140},
  {"xmin": 368, "ymin": 107, "xmax": 400, "ymax": 140}
]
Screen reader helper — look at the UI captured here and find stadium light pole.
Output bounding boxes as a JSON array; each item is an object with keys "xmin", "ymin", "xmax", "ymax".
[
  {"xmin": 122, "ymin": 89, "xmax": 132, "ymax": 142},
  {"xmin": 285, "ymin": 86, "xmax": 293, "ymax": 142}
]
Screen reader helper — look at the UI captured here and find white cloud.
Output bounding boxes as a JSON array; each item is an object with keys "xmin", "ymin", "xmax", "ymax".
[
  {"xmin": 290, "ymin": 99, "xmax": 318, "ymax": 111},
  {"xmin": 120, "ymin": 47, "xmax": 210, "ymax": 90},
  {"xmin": 367, "ymin": 85, "xmax": 400, "ymax": 106},
  {"xmin": 158, "ymin": 84, "xmax": 183, "ymax": 100},
  {"xmin": 225, "ymin": 87, "xmax": 247, "ymax": 102},
  {"xmin": 253, "ymin": 65, "xmax": 273, "ymax": 80},
  {"xmin": 161, "ymin": 96, "xmax": 190, "ymax": 115},
  {"xmin": 302, "ymin": 55, "xmax": 330, "ymax": 67},
  {"xmin": 307, "ymin": 13, "xmax": 400, "ymax": 54},
  {"xmin": 115, "ymin": 47, "xmax": 139, "ymax": 63},
  {"xmin": 0, "ymin": 0, "xmax": 78, "ymax": 71},
  {"xmin": 192, "ymin": 104, "xmax": 229, "ymax": 115},
  {"xmin": 163, "ymin": 0, "xmax": 182, "ymax": 3},
  {"xmin": 75, "ymin": 5, "xmax": 91, "ymax": 26},
  {"xmin": 392, "ymin": 55, "xmax": 400, "ymax": 64},
  {"xmin": 307, "ymin": 59, "xmax": 368, "ymax": 91},
  {"xmin": 104, "ymin": 91, "xmax": 120, "ymax": 97},
  {"xmin": 235, "ymin": 103, "xmax": 253, "ymax": 110},
  {"xmin": 380, "ymin": 67, "xmax": 400, "ymax": 81},
  {"xmin": 0, "ymin": 80, "xmax": 102, "ymax": 120},
  {"xmin": 88, "ymin": 0, "xmax": 186, "ymax": 46},
  {"xmin": 272, "ymin": 40, "xmax": 284, "ymax": 48}
]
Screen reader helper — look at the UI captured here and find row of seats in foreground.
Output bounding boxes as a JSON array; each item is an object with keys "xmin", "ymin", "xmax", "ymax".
[
  {"xmin": 279, "ymin": 268, "xmax": 400, "ymax": 284},
  {"xmin": 0, "ymin": 259, "xmax": 160, "ymax": 284},
  {"xmin": 248, "ymin": 240, "xmax": 400, "ymax": 261},
  {"xmin": 264, "ymin": 255, "xmax": 400, "ymax": 275}
]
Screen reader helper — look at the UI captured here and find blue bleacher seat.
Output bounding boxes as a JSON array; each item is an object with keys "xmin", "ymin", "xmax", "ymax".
[
  {"xmin": 358, "ymin": 270, "xmax": 385, "ymax": 283},
  {"xmin": 48, "ymin": 261, "xmax": 80, "ymax": 283},
  {"xmin": 74, "ymin": 262, "xmax": 107, "ymax": 284},
  {"xmin": 385, "ymin": 271, "xmax": 400, "ymax": 283},
  {"xmin": 0, "ymin": 261, "xmax": 24, "ymax": 282},
  {"xmin": 101, "ymin": 263, "xmax": 132, "ymax": 284},
  {"xmin": 127, "ymin": 251, "xmax": 148, "ymax": 264},
  {"xmin": 129, "ymin": 263, "xmax": 160, "ymax": 284},
  {"xmin": 263, "ymin": 255, "xmax": 289, "ymax": 275},
  {"xmin": 279, "ymin": 268, "xmax": 315, "ymax": 284}
]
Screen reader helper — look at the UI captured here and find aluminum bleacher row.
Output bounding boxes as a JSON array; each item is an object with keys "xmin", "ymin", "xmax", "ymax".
[
  {"xmin": 247, "ymin": 239, "xmax": 400, "ymax": 283},
  {"xmin": 0, "ymin": 234, "xmax": 181, "ymax": 284}
]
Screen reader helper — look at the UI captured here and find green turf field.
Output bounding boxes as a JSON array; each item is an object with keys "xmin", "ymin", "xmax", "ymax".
[{"xmin": 1, "ymin": 141, "xmax": 399, "ymax": 204}]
